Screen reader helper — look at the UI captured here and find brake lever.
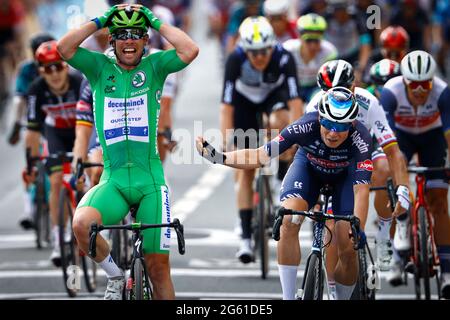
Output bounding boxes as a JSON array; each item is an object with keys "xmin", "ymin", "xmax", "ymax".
[{"xmin": 173, "ymin": 218, "xmax": 186, "ymax": 255}]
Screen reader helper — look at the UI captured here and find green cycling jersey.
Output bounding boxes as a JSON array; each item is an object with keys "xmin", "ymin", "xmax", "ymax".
[{"xmin": 67, "ymin": 47, "xmax": 187, "ymax": 254}]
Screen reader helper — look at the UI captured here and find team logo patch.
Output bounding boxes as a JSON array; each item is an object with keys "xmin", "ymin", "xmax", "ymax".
[
  {"xmin": 132, "ymin": 71, "xmax": 146, "ymax": 88},
  {"xmin": 357, "ymin": 159, "xmax": 373, "ymax": 171}
]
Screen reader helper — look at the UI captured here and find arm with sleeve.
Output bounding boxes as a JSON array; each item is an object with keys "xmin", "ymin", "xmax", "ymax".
[{"xmin": 379, "ymin": 87, "xmax": 398, "ymax": 132}]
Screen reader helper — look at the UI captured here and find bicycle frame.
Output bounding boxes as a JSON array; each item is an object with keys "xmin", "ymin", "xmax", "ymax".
[{"xmin": 411, "ymin": 173, "xmax": 440, "ymax": 273}]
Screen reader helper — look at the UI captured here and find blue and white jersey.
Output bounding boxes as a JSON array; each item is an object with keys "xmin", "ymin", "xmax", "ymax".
[{"xmin": 264, "ymin": 112, "xmax": 373, "ymax": 184}]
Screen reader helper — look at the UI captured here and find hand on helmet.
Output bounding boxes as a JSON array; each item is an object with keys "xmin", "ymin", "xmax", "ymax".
[
  {"xmin": 96, "ymin": 4, "xmax": 128, "ymax": 29},
  {"xmin": 139, "ymin": 6, "xmax": 163, "ymax": 31}
]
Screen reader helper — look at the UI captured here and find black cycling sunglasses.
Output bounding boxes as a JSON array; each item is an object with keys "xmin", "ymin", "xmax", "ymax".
[
  {"xmin": 112, "ymin": 28, "xmax": 146, "ymax": 41},
  {"xmin": 247, "ymin": 47, "xmax": 272, "ymax": 57}
]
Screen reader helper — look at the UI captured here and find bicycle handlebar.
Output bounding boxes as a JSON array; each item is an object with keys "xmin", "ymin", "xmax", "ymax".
[
  {"xmin": 408, "ymin": 166, "xmax": 450, "ymax": 174},
  {"xmin": 272, "ymin": 207, "xmax": 362, "ymax": 250},
  {"xmin": 369, "ymin": 177, "xmax": 397, "ymax": 212},
  {"xmin": 88, "ymin": 218, "xmax": 186, "ymax": 258}
]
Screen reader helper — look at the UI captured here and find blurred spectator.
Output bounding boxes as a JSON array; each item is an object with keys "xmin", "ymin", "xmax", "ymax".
[
  {"xmin": 225, "ymin": 0, "xmax": 263, "ymax": 54},
  {"xmin": 36, "ymin": 0, "xmax": 85, "ymax": 40},
  {"xmin": 0, "ymin": 0, "xmax": 26, "ymax": 119},
  {"xmin": 432, "ymin": 0, "xmax": 450, "ymax": 77},
  {"xmin": 148, "ymin": 4, "xmax": 176, "ymax": 50},
  {"xmin": 263, "ymin": 0, "xmax": 297, "ymax": 43},
  {"xmin": 205, "ymin": 0, "xmax": 236, "ymax": 53},
  {"xmin": 152, "ymin": 0, "xmax": 192, "ymax": 32},
  {"xmin": 299, "ymin": 0, "xmax": 328, "ymax": 16},
  {"xmin": 389, "ymin": 0, "xmax": 432, "ymax": 51},
  {"xmin": 324, "ymin": 0, "xmax": 372, "ymax": 85}
]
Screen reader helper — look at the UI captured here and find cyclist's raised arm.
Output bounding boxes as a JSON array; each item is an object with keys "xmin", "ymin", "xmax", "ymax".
[
  {"xmin": 136, "ymin": 5, "xmax": 198, "ymax": 65},
  {"xmin": 57, "ymin": 5, "xmax": 125, "ymax": 61},
  {"xmin": 196, "ymin": 136, "xmax": 271, "ymax": 170},
  {"xmin": 379, "ymin": 86, "xmax": 397, "ymax": 132}
]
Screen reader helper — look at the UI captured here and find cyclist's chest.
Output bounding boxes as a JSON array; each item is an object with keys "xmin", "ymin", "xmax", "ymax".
[{"xmin": 93, "ymin": 70, "xmax": 162, "ymax": 146}]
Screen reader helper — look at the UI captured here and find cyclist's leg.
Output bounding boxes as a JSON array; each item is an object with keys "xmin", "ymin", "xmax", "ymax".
[
  {"xmin": 331, "ymin": 172, "xmax": 359, "ymax": 300},
  {"xmin": 419, "ymin": 129, "xmax": 450, "ymax": 294},
  {"xmin": 278, "ymin": 155, "xmax": 320, "ymax": 300},
  {"xmin": 392, "ymin": 129, "xmax": 416, "ymax": 252},
  {"xmin": 73, "ymin": 181, "xmax": 129, "ymax": 262},
  {"xmin": 371, "ymin": 148, "xmax": 394, "ymax": 270},
  {"xmin": 232, "ymin": 94, "xmax": 260, "ymax": 263},
  {"xmin": 73, "ymin": 180, "xmax": 130, "ymax": 299},
  {"xmin": 136, "ymin": 185, "xmax": 174, "ymax": 300},
  {"xmin": 45, "ymin": 127, "xmax": 75, "ymax": 244}
]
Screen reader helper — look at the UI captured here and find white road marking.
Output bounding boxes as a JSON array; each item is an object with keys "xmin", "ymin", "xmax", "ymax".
[{"xmin": 171, "ymin": 165, "xmax": 230, "ymax": 223}]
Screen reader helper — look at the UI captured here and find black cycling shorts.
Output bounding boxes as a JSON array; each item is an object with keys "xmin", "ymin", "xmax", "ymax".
[
  {"xmin": 44, "ymin": 126, "xmax": 75, "ymax": 174},
  {"xmin": 396, "ymin": 127, "xmax": 448, "ymax": 186},
  {"xmin": 232, "ymin": 90, "xmax": 289, "ymax": 149}
]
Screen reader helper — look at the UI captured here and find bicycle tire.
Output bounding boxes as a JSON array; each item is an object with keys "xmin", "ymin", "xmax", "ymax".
[
  {"xmin": 35, "ymin": 163, "xmax": 49, "ymax": 249},
  {"xmin": 303, "ymin": 253, "xmax": 323, "ymax": 300},
  {"xmin": 58, "ymin": 188, "xmax": 78, "ymax": 297},
  {"xmin": 357, "ymin": 247, "xmax": 376, "ymax": 300},
  {"xmin": 81, "ymin": 254, "xmax": 97, "ymax": 293},
  {"xmin": 258, "ymin": 174, "xmax": 270, "ymax": 279},
  {"xmin": 418, "ymin": 207, "xmax": 431, "ymax": 300},
  {"xmin": 132, "ymin": 259, "xmax": 148, "ymax": 300}
]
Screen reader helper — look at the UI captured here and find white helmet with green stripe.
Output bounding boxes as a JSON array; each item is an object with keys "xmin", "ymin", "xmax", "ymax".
[{"xmin": 239, "ymin": 16, "xmax": 276, "ymax": 50}]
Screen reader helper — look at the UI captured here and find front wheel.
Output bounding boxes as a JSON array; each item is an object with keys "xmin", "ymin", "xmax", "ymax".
[
  {"xmin": 58, "ymin": 188, "xmax": 78, "ymax": 297},
  {"xmin": 418, "ymin": 207, "xmax": 431, "ymax": 300},
  {"xmin": 303, "ymin": 253, "xmax": 324, "ymax": 300},
  {"xmin": 131, "ymin": 259, "xmax": 152, "ymax": 300}
]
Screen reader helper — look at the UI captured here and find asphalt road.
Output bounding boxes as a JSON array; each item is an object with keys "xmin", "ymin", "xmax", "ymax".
[{"xmin": 0, "ymin": 0, "xmax": 441, "ymax": 300}]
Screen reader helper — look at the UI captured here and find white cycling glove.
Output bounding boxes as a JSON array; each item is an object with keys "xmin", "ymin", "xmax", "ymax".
[{"xmin": 396, "ymin": 185, "xmax": 410, "ymax": 211}]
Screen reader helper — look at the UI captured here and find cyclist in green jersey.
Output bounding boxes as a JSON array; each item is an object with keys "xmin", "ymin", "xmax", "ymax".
[{"xmin": 57, "ymin": 3, "xmax": 198, "ymax": 300}]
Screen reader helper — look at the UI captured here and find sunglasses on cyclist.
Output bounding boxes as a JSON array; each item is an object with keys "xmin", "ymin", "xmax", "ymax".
[
  {"xmin": 40, "ymin": 62, "xmax": 66, "ymax": 74},
  {"xmin": 404, "ymin": 78, "xmax": 433, "ymax": 92},
  {"xmin": 320, "ymin": 117, "xmax": 352, "ymax": 132},
  {"xmin": 247, "ymin": 47, "xmax": 272, "ymax": 57},
  {"xmin": 112, "ymin": 28, "xmax": 146, "ymax": 41}
]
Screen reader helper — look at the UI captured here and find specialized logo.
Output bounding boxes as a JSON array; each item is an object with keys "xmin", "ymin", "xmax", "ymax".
[
  {"xmin": 160, "ymin": 186, "xmax": 171, "ymax": 251},
  {"xmin": 132, "ymin": 71, "xmax": 146, "ymax": 88},
  {"xmin": 156, "ymin": 89, "xmax": 162, "ymax": 104},
  {"xmin": 357, "ymin": 159, "xmax": 373, "ymax": 171},
  {"xmin": 294, "ymin": 181, "xmax": 303, "ymax": 189},
  {"xmin": 107, "ymin": 75, "xmax": 115, "ymax": 82}
]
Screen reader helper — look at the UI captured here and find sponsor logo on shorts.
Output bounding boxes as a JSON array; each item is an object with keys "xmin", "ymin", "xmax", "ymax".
[
  {"xmin": 160, "ymin": 186, "xmax": 171, "ymax": 251},
  {"xmin": 357, "ymin": 159, "xmax": 373, "ymax": 171},
  {"xmin": 294, "ymin": 181, "xmax": 303, "ymax": 189}
]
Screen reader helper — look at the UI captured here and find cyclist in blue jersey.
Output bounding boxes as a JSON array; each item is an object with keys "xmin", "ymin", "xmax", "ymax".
[
  {"xmin": 197, "ymin": 87, "xmax": 373, "ymax": 300},
  {"xmin": 8, "ymin": 33, "xmax": 55, "ymax": 145}
]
